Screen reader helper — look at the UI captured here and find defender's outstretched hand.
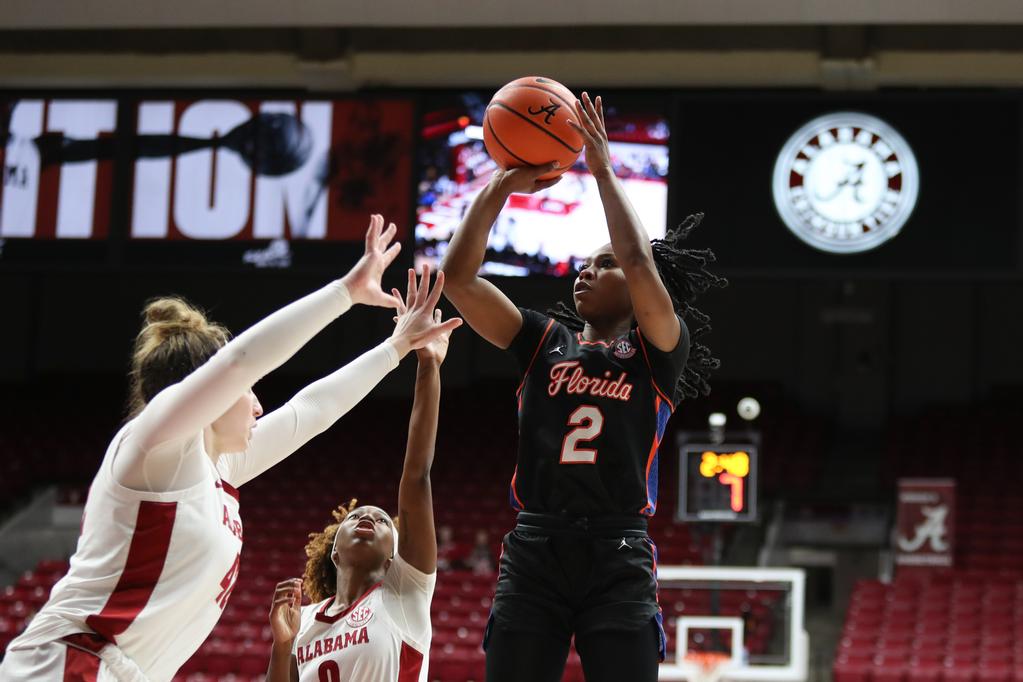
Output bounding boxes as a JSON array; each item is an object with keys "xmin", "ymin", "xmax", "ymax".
[
  {"xmin": 389, "ymin": 264, "xmax": 462, "ymax": 358},
  {"xmin": 342, "ymin": 214, "xmax": 404, "ymax": 308}
]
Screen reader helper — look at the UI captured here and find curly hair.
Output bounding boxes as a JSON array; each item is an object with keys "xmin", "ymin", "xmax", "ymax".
[
  {"xmin": 303, "ymin": 498, "xmax": 359, "ymax": 603},
  {"xmin": 302, "ymin": 499, "xmax": 400, "ymax": 603},
  {"xmin": 547, "ymin": 213, "xmax": 728, "ymax": 405}
]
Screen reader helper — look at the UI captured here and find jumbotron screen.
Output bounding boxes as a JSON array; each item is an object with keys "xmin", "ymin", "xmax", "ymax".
[{"xmin": 415, "ymin": 92, "xmax": 670, "ymax": 277}]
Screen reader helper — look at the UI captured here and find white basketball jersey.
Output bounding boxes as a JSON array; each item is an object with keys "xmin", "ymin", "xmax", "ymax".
[
  {"xmin": 8, "ymin": 422, "xmax": 245, "ymax": 681},
  {"xmin": 294, "ymin": 554, "xmax": 435, "ymax": 682}
]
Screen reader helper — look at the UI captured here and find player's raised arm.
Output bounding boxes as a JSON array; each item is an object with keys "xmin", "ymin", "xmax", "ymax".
[
  {"xmin": 567, "ymin": 93, "xmax": 681, "ymax": 352},
  {"xmin": 439, "ymin": 164, "xmax": 559, "ymax": 349},
  {"xmin": 117, "ymin": 215, "xmax": 404, "ymax": 491},
  {"xmin": 394, "ymin": 270, "xmax": 455, "ymax": 573}
]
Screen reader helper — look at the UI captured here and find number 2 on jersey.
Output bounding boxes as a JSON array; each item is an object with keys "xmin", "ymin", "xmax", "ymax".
[{"xmin": 560, "ymin": 405, "xmax": 604, "ymax": 464}]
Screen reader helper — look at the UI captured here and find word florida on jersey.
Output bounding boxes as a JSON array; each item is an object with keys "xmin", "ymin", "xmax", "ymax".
[
  {"xmin": 296, "ymin": 627, "xmax": 370, "ymax": 666},
  {"xmin": 548, "ymin": 361, "xmax": 635, "ymax": 401}
]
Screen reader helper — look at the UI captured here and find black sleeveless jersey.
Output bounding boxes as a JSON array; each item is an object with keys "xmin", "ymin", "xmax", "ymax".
[{"xmin": 505, "ymin": 308, "xmax": 690, "ymax": 517}]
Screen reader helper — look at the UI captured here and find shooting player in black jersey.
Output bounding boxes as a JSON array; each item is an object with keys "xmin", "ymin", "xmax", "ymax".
[{"xmin": 441, "ymin": 92, "xmax": 727, "ymax": 682}]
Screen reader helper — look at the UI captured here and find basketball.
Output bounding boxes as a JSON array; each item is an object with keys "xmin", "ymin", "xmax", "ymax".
[{"xmin": 483, "ymin": 76, "xmax": 583, "ymax": 181}]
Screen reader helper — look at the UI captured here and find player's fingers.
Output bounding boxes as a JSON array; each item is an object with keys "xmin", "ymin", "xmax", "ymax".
[
  {"xmin": 565, "ymin": 119, "xmax": 592, "ymax": 142},
  {"xmin": 275, "ymin": 578, "xmax": 302, "ymax": 589},
  {"xmin": 380, "ymin": 222, "xmax": 397, "ymax": 250},
  {"xmin": 574, "ymin": 99, "xmax": 596, "ymax": 133},
  {"xmin": 437, "ymin": 317, "xmax": 463, "ymax": 334},
  {"xmin": 582, "ymin": 92, "xmax": 599, "ymax": 121},
  {"xmin": 273, "ymin": 585, "xmax": 296, "ymax": 599},
  {"xmin": 391, "ymin": 288, "xmax": 407, "ymax": 315},
  {"xmin": 414, "ymin": 263, "xmax": 431, "ymax": 309},
  {"xmin": 534, "ymin": 177, "xmax": 563, "ymax": 192},
  {"xmin": 382, "ymin": 241, "xmax": 402, "ymax": 268},
  {"xmin": 424, "ymin": 270, "xmax": 445, "ymax": 310},
  {"xmin": 406, "ymin": 268, "xmax": 417, "ymax": 307},
  {"xmin": 434, "ymin": 308, "xmax": 442, "ymax": 323},
  {"xmin": 366, "ymin": 214, "xmax": 381, "ymax": 249},
  {"xmin": 595, "ymin": 95, "xmax": 606, "ymax": 129}
]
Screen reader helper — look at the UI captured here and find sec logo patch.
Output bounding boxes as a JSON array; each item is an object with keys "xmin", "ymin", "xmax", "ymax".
[
  {"xmin": 346, "ymin": 604, "xmax": 373, "ymax": 628},
  {"xmin": 613, "ymin": 339, "xmax": 636, "ymax": 359}
]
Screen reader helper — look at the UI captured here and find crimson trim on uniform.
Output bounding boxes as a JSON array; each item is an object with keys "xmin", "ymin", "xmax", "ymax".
[
  {"xmin": 314, "ymin": 582, "xmax": 382, "ymax": 624},
  {"xmin": 635, "ymin": 329, "xmax": 675, "ymax": 411},
  {"xmin": 515, "ymin": 318, "xmax": 556, "ymax": 398},
  {"xmin": 397, "ymin": 641, "xmax": 425, "ymax": 682},
  {"xmin": 576, "ymin": 333, "xmax": 613, "ymax": 348},
  {"xmin": 62, "ymin": 632, "xmax": 107, "ymax": 655},
  {"xmin": 62, "ymin": 644, "xmax": 101, "ymax": 682},
  {"xmin": 84, "ymin": 501, "xmax": 177, "ymax": 642},
  {"xmin": 216, "ymin": 479, "xmax": 241, "ymax": 502}
]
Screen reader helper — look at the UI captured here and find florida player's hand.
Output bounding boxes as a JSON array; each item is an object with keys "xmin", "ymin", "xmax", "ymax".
[
  {"xmin": 491, "ymin": 164, "xmax": 562, "ymax": 196},
  {"xmin": 567, "ymin": 92, "xmax": 613, "ymax": 181},
  {"xmin": 341, "ymin": 214, "xmax": 404, "ymax": 309},
  {"xmin": 269, "ymin": 578, "xmax": 302, "ymax": 646},
  {"xmin": 417, "ymin": 310, "xmax": 452, "ymax": 366},
  {"xmin": 388, "ymin": 264, "xmax": 463, "ymax": 358}
]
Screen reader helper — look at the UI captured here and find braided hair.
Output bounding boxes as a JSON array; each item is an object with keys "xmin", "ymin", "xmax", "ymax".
[{"xmin": 548, "ymin": 213, "xmax": 727, "ymax": 405}]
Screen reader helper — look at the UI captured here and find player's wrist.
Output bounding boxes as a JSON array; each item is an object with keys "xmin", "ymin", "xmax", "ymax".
[
  {"xmin": 272, "ymin": 638, "xmax": 295, "ymax": 653},
  {"xmin": 487, "ymin": 171, "xmax": 515, "ymax": 198},
  {"xmin": 591, "ymin": 165, "xmax": 615, "ymax": 182}
]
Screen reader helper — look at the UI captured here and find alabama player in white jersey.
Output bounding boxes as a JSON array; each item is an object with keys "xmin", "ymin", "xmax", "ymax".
[
  {"xmin": 0, "ymin": 215, "xmax": 461, "ymax": 682},
  {"xmin": 266, "ymin": 268, "xmax": 448, "ymax": 682}
]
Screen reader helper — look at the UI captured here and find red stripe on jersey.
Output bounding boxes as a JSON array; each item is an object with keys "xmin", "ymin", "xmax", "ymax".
[
  {"xmin": 85, "ymin": 501, "xmax": 177, "ymax": 642},
  {"xmin": 314, "ymin": 582, "xmax": 382, "ymax": 624},
  {"xmin": 215, "ymin": 479, "xmax": 241, "ymax": 502},
  {"xmin": 398, "ymin": 641, "xmax": 425, "ymax": 682},
  {"xmin": 635, "ymin": 330, "xmax": 675, "ymax": 411},
  {"xmin": 515, "ymin": 319, "xmax": 556, "ymax": 398},
  {"xmin": 62, "ymin": 644, "xmax": 100, "ymax": 682}
]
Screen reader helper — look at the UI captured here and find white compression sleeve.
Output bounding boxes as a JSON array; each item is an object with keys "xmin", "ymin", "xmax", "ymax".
[
  {"xmin": 114, "ymin": 280, "xmax": 354, "ymax": 492},
  {"xmin": 219, "ymin": 340, "xmax": 401, "ymax": 487}
]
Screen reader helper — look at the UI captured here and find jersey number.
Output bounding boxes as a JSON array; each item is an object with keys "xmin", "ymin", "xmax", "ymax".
[
  {"xmin": 216, "ymin": 553, "xmax": 241, "ymax": 609},
  {"xmin": 560, "ymin": 405, "xmax": 604, "ymax": 464},
  {"xmin": 319, "ymin": 660, "xmax": 343, "ymax": 682}
]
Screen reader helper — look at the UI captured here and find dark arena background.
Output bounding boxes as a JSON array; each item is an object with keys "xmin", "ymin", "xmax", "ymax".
[{"xmin": 2, "ymin": 3, "xmax": 1023, "ymax": 682}]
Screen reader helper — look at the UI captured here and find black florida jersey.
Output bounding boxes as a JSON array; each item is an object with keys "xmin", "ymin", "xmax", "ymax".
[{"xmin": 506, "ymin": 308, "xmax": 691, "ymax": 517}]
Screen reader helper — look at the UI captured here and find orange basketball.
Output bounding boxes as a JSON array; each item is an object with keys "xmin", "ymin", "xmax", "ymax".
[{"xmin": 483, "ymin": 76, "xmax": 583, "ymax": 181}]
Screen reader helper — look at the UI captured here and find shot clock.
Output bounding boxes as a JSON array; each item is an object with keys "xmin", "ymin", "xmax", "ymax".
[{"xmin": 677, "ymin": 435, "xmax": 759, "ymax": 522}]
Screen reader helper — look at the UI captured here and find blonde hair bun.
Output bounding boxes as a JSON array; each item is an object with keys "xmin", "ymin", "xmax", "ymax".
[{"xmin": 143, "ymin": 297, "xmax": 209, "ymax": 334}]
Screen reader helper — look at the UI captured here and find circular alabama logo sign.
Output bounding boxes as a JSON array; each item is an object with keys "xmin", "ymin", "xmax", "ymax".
[{"xmin": 772, "ymin": 112, "xmax": 919, "ymax": 254}]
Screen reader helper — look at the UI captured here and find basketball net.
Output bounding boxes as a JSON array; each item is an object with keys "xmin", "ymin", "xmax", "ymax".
[{"xmin": 682, "ymin": 651, "xmax": 732, "ymax": 682}]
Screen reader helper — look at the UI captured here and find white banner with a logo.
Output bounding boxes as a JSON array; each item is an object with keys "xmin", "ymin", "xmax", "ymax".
[{"xmin": 894, "ymin": 478, "xmax": 955, "ymax": 568}]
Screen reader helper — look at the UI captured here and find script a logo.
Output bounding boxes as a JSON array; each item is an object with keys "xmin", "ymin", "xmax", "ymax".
[
  {"xmin": 528, "ymin": 99, "xmax": 562, "ymax": 125},
  {"xmin": 772, "ymin": 112, "xmax": 919, "ymax": 254},
  {"xmin": 896, "ymin": 504, "xmax": 949, "ymax": 553}
]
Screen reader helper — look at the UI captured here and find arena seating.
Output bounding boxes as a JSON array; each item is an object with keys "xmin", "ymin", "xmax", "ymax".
[
  {"xmin": 833, "ymin": 404, "xmax": 1023, "ymax": 682},
  {"xmin": 834, "ymin": 575, "xmax": 1023, "ymax": 682}
]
